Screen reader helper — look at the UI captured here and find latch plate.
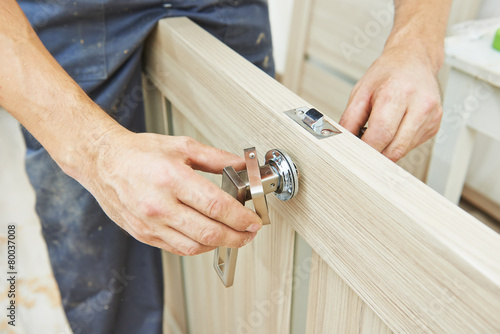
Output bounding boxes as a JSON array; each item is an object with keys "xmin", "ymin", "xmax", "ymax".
[{"xmin": 285, "ymin": 107, "xmax": 341, "ymax": 139}]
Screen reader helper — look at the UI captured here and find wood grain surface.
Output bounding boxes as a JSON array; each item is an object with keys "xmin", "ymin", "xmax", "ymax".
[
  {"xmin": 306, "ymin": 251, "xmax": 392, "ymax": 334},
  {"xmin": 144, "ymin": 17, "xmax": 500, "ymax": 333},
  {"xmin": 172, "ymin": 107, "xmax": 296, "ymax": 334}
]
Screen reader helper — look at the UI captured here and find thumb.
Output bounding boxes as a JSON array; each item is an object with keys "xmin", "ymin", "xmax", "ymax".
[{"xmin": 184, "ymin": 138, "xmax": 245, "ymax": 174}]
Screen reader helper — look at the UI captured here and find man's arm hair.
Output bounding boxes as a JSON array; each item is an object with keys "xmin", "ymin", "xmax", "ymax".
[
  {"xmin": 386, "ymin": 0, "xmax": 453, "ymax": 75},
  {"xmin": 0, "ymin": 0, "xmax": 122, "ymax": 180}
]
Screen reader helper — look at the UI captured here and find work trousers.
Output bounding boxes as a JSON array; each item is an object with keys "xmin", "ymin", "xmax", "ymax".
[{"xmin": 17, "ymin": 0, "xmax": 274, "ymax": 332}]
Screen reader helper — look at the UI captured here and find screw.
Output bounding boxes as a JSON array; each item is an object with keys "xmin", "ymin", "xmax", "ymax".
[
  {"xmin": 249, "ymin": 152, "xmax": 255, "ymax": 159},
  {"xmin": 321, "ymin": 129, "xmax": 334, "ymax": 136},
  {"xmin": 296, "ymin": 109, "xmax": 304, "ymax": 116},
  {"xmin": 270, "ymin": 183, "xmax": 276, "ymax": 188}
]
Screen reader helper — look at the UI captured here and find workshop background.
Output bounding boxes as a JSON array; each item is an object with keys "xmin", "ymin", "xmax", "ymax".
[{"xmin": 0, "ymin": 0, "xmax": 499, "ymax": 333}]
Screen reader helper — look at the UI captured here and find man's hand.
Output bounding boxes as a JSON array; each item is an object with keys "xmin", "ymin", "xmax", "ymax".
[
  {"xmin": 83, "ymin": 131, "xmax": 262, "ymax": 256},
  {"xmin": 339, "ymin": 0, "xmax": 452, "ymax": 162},
  {"xmin": 339, "ymin": 48, "xmax": 443, "ymax": 162},
  {"xmin": 0, "ymin": 0, "xmax": 261, "ymax": 257}
]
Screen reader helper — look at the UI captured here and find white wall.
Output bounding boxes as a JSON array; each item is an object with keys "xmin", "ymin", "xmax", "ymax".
[{"xmin": 477, "ymin": 0, "xmax": 500, "ymax": 19}]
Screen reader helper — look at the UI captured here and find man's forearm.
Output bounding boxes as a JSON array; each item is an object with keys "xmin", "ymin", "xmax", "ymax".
[
  {"xmin": 385, "ymin": 0, "xmax": 453, "ymax": 74},
  {"xmin": 0, "ymin": 0, "xmax": 263, "ymax": 255},
  {"xmin": 0, "ymin": 0, "xmax": 123, "ymax": 180}
]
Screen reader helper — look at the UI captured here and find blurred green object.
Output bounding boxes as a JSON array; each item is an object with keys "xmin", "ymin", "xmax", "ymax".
[{"xmin": 494, "ymin": 28, "xmax": 500, "ymax": 51}]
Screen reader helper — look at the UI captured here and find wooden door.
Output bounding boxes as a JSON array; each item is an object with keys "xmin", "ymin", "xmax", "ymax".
[
  {"xmin": 282, "ymin": 0, "xmax": 483, "ymax": 183},
  {"xmin": 143, "ymin": 18, "xmax": 500, "ymax": 334}
]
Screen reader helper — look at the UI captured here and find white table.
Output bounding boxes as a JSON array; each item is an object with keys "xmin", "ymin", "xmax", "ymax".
[{"xmin": 427, "ymin": 20, "xmax": 500, "ymax": 204}]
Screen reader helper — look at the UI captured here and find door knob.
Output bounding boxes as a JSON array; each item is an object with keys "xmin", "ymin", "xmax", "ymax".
[{"xmin": 213, "ymin": 147, "xmax": 299, "ymax": 287}]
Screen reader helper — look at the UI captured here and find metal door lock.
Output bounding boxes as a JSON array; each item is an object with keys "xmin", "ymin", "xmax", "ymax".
[
  {"xmin": 285, "ymin": 107, "xmax": 341, "ymax": 139},
  {"xmin": 214, "ymin": 147, "xmax": 299, "ymax": 287}
]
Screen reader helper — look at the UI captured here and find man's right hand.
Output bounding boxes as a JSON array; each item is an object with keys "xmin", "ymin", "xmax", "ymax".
[
  {"xmin": 1, "ymin": 0, "xmax": 261, "ymax": 256},
  {"xmin": 80, "ymin": 130, "xmax": 262, "ymax": 256}
]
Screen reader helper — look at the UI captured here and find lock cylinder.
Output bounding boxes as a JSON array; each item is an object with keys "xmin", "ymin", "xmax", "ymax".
[{"xmin": 265, "ymin": 149, "xmax": 299, "ymax": 201}]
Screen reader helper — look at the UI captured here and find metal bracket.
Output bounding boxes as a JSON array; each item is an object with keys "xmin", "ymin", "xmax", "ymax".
[
  {"xmin": 245, "ymin": 148, "xmax": 270, "ymax": 225},
  {"xmin": 214, "ymin": 147, "xmax": 299, "ymax": 287},
  {"xmin": 285, "ymin": 107, "xmax": 341, "ymax": 139}
]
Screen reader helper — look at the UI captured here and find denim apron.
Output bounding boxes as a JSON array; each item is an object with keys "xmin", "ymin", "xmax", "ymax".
[{"xmin": 16, "ymin": 1, "xmax": 274, "ymax": 332}]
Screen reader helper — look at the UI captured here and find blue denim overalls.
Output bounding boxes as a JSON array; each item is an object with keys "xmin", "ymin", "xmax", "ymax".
[{"xmin": 17, "ymin": 1, "xmax": 274, "ymax": 332}]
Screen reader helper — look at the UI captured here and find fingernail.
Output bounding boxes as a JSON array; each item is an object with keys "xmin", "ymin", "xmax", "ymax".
[
  {"xmin": 246, "ymin": 224, "xmax": 261, "ymax": 233},
  {"xmin": 244, "ymin": 232, "xmax": 257, "ymax": 245}
]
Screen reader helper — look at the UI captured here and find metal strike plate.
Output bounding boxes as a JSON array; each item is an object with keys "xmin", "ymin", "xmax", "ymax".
[
  {"xmin": 285, "ymin": 107, "xmax": 341, "ymax": 139},
  {"xmin": 214, "ymin": 147, "xmax": 299, "ymax": 288}
]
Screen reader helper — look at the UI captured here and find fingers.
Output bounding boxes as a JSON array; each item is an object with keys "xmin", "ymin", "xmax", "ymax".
[
  {"xmin": 381, "ymin": 107, "xmax": 427, "ymax": 162},
  {"xmin": 136, "ymin": 198, "xmax": 257, "ymax": 252},
  {"xmin": 381, "ymin": 96, "xmax": 442, "ymax": 162},
  {"xmin": 123, "ymin": 194, "xmax": 256, "ymax": 254},
  {"xmin": 94, "ymin": 133, "xmax": 262, "ymax": 257},
  {"xmin": 339, "ymin": 87, "xmax": 372, "ymax": 136},
  {"xmin": 181, "ymin": 137, "xmax": 246, "ymax": 173},
  {"xmin": 148, "ymin": 229, "xmax": 217, "ymax": 256},
  {"xmin": 112, "ymin": 208, "xmax": 217, "ymax": 256},
  {"xmin": 174, "ymin": 167, "xmax": 263, "ymax": 232},
  {"xmin": 168, "ymin": 204, "xmax": 257, "ymax": 248},
  {"xmin": 361, "ymin": 88, "xmax": 407, "ymax": 152}
]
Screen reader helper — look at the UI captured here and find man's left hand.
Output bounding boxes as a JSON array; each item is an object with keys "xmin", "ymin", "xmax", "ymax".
[{"xmin": 339, "ymin": 47, "xmax": 443, "ymax": 162}]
